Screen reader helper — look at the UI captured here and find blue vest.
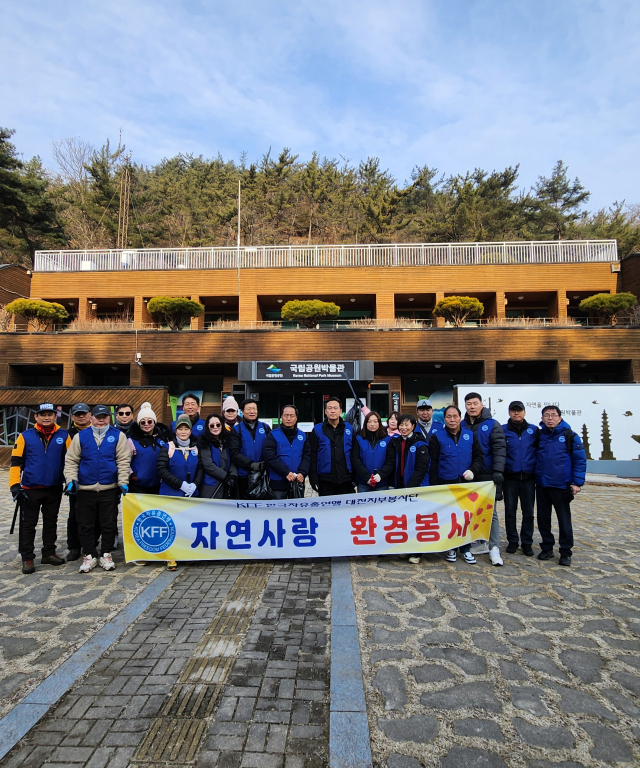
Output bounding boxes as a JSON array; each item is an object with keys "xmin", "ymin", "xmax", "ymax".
[
  {"xmin": 78, "ymin": 426, "xmax": 120, "ymax": 486},
  {"xmin": 172, "ymin": 417, "xmax": 205, "ymax": 436},
  {"xmin": 314, "ymin": 423, "xmax": 353, "ymax": 475},
  {"xmin": 160, "ymin": 445, "xmax": 200, "ymax": 496},
  {"xmin": 21, "ymin": 428, "xmax": 68, "ymax": 487},
  {"xmin": 434, "ymin": 427, "xmax": 474, "ymax": 482},
  {"xmin": 403, "ymin": 441, "xmax": 429, "ymax": 487},
  {"xmin": 503, "ymin": 423, "xmax": 538, "ymax": 474},
  {"xmin": 234, "ymin": 422, "xmax": 269, "ymax": 477},
  {"xmin": 355, "ymin": 434, "xmax": 390, "ymax": 489},
  {"xmin": 202, "ymin": 444, "xmax": 223, "ymax": 487},
  {"xmin": 269, "ymin": 428, "xmax": 306, "ymax": 482},
  {"xmin": 474, "ymin": 418, "xmax": 498, "ymax": 472},
  {"xmin": 130, "ymin": 437, "xmax": 166, "ymax": 488},
  {"xmin": 535, "ymin": 421, "xmax": 586, "ymax": 488}
]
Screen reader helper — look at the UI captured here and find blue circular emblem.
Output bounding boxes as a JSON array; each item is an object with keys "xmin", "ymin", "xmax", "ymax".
[
  {"xmin": 297, "ymin": 434, "xmax": 304, "ymax": 441},
  {"xmin": 559, "ymin": 436, "xmax": 565, "ymax": 442},
  {"xmin": 481, "ymin": 425, "xmax": 489, "ymax": 432},
  {"xmin": 132, "ymin": 509, "xmax": 176, "ymax": 553},
  {"xmin": 410, "ymin": 445, "xmax": 416, "ymax": 453},
  {"xmin": 259, "ymin": 428, "xmax": 265, "ymax": 434},
  {"xmin": 191, "ymin": 449, "xmax": 197, "ymax": 456},
  {"xmin": 56, "ymin": 437, "xmax": 64, "ymax": 444},
  {"xmin": 345, "ymin": 429, "xmax": 351, "ymax": 435},
  {"xmin": 380, "ymin": 441, "xmax": 387, "ymax": 447},
  {"xmin": 158, "ymin": 440, "xmax": 166, "ymax": 446},
  {"xmin": 196, "ymin": 424, "xmax": 203, "ymax": 431},
  {"xmin": 527, "ymin": 428, "xmax": 533, "ymax": 434},
  {"xmin": 107, "ymin": 435, "xmax": 115, "ymax": 442},
  {"xmin": 463, "ymin": 434, "xmax": 470, "ymax": 440}
]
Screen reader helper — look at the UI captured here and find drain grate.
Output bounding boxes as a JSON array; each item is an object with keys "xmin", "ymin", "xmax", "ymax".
[
  {"xmin": 160, "ymin": 683, "xmax": 224, "ymax": 718},
  {"xmin": 135, "ymin": 718, "xmax": 207, "ymax": 763}
]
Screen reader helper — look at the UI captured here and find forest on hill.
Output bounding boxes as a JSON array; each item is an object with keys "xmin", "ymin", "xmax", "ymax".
[{"xmin": 1, "ymin": 127, "xmax": 639, "ymax": 268}]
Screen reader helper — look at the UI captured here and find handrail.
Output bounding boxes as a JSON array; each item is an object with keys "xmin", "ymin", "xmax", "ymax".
[{"xmin": 33, "ymin": 240, "xmax": 618, "ymax": 272}]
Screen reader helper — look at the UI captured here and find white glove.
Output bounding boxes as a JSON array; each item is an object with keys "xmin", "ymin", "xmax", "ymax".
[
  {"xmin": 181, "ymin": 481, "xmax": 197, "ymax": 497},
  {"xmin": 462, "ymin": 470, "xmax": 474, "ymax": 481},
  {"xmin": 373, "ymin": 474, "xmax": 381, "ymax": 483}
]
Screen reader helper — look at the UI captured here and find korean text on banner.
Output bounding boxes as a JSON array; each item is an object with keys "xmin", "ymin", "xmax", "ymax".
[{"xmin": 123, "ymin": 482, "xmax": 496, "ymax": 562}]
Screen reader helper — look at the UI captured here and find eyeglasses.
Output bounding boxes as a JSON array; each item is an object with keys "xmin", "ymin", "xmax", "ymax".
[
  {"xmin": 139, "ymin": 419, "xmax": 155, "ymax": 426},
  {"xmin": 118, "ymin": 411, "xmax": 132, "ymax": 416}
]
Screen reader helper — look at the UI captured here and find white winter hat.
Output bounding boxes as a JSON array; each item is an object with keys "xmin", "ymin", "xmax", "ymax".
[
  {"xmin": 137, "ymin": 402, "xmax": 157, "ymax": 423},
  {"xmin": 222, "ymin": 395, "xmax": 239, "ymax": 412}
]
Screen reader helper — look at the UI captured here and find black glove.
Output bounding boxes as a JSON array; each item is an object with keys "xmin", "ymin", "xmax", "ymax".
[
  {"xmin": 495, "ymin": 485, "xmax": 504, "ymax": 501},
  {"xmin": 492, "ymin": 472, "xmax": 504, "ymax": 486},
  {"xmin": 250, "ymin": 461, "xmax": 264, "ymax": 472},
  {"xmin": 11, "ymin": 485, "xmax": 26, "ymax": 503},
  {"xmin": 225, "ymin": 475, "xmax": 237, "ymax": 488}
]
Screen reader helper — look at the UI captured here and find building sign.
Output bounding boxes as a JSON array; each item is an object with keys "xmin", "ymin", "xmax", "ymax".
[{"xmin": 254, "ymin": 361, "xmax": 356, "ymax": 380}]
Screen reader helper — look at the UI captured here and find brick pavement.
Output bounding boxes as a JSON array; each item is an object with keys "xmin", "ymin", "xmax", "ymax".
[
  {"xmin": 0, "ymin": 558, "xmax": 330, "ymax": 768},
  {"xmin": 352, "ymin": 485, "xmax": 640, "ymax": 767}
]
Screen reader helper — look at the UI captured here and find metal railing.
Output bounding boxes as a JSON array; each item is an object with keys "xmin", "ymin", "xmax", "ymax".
[{"xmin": 33, "ymin": 240, "xmax": 618, "ymax": 272}]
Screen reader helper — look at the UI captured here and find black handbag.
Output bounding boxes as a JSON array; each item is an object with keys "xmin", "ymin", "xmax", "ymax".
[
  {"xmin": 246, "ymin": 468, "xmax": 275, "ymax": 500},
  {"xmin": 288, "ymin": 480, "xmax": 305, "ymax": 499}
]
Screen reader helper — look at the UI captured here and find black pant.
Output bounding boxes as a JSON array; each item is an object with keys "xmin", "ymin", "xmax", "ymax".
[
  {"xmin": 536, "ymin": 485, "xmax": 573, "ymax": 557},
  {"xmin": 238, "ymin": 476, "xmax": 250, "ymax": 500},
  {"xmin": 503, "ymin": 478, "xmax": 535, "ymax": 546},
  {"xmin": 19, "ymin": 487, "xmax": 63, "ymax": 561},
  {"xmin": 76, "ymin": 488, "xmax": 119, "ymax": 558},
  {"xmin": 67, "ymin": 494, "xmax": 102, "ymax": 551},
  {"xmin": 317, "ymin": 480, "xmax": 354, "ymax": 497}
]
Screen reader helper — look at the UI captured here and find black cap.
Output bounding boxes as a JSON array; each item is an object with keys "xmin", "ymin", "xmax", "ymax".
[
  {"xmin": 71, "ymin": 402, "xmax": 90, "ymax": 415},
  {"xmin": 508, "ymin": 400, "xmax": 525, "ymax": 411},
  {"xmin": 36, "ymin": 403, "xmax": 55, "ymax": 414},
  {"xmin": 91, "ymin": 405, "xmax": 111, "ymax": 417}
]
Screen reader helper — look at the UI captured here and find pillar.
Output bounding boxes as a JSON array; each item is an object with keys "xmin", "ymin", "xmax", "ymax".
[
  {"xmin": 495, "ymin": 291, "xmax": 506, "ymax": 321},
  {"xmin": 632, "ymin": 359, "xmax": 640, "ymax": 383},
  {"xmin": 0, "ymin": 364, "xmax": 9, "ymax": 387},
  {"xmin": 62, "ymin": 363, "xmax": 79, "ymax": 386},
  {"xmin": 483, "ymin": 360, "xmax": 496, "ymax": 384},
  {"xmin": 558, "ymin": 359, "xmax": 570, "ymax": 383},
  {"xmin": 134, "ymin": 296, "xmax": 154, "ymax": 328},
  {"xmin": 239, "ymin": 294, "xmax": 260, "ymax": 325},
  {"xmin": 191, "ymin": 295, "xmax": 205, "ymax": 330},
  {"xmin": 375, "ymin": 292, "xmax": 395, "ymax": 321},
  {"xmin": 555, "ymin": 290, "xmax": 567, "ymax": 322},
  {"xmin": 130, "ymin": 361, "xmax": 149, "ymax": 386},
  {"xmin": 434, "ymin": 292, "xmax": 445, "ymax": 327}
]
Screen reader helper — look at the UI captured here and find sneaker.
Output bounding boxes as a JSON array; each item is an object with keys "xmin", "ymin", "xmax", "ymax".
[
  {"xmin": 489, "ymin": 547, "xmax": 503, "ymax": 566},
  {"xmin": 537, "ymin": 549, "xmax": 554, "ymax": 561},
  {"xmin": 22, "ymin": 559, "xmax": 35, "ymax": 574},
  {"xmin": 522, "ymin": 544, "xmax": 534, "ymax": 557},
  {"xmin": 506, "ymin": 543, "xmax": 518, "ymax": 554},
  {"xmin": 166, "ymin": 560, "xmax": 178, "ymax": 571},
  {"xmin": 462, "ymin": 551, "xmax": 477, "ymax": 564},
  {"xmin": 408, "ymin": 555, "xmax": 421, "ymax": 564},
  {"xmin": 558, "ymin": 555, "xmax": 572, "ymax": 567},
  {"xmin": 79, "ymin": 555, "xmax": 98, "ymax": 573},
  {"xmin": 99, "ymin": 553, "xmax": 115, "ymax": 571},
  {"xmin": 66, "ymin": 549, "xmax": 82, "ymax": 562},
  {"xmin": 41, "ymin": 554, "xmax": 66, "ymax": 566},
  {"xmin": 445, "ymin": 550, "xmax": 457, "ymax": 562},
  {"xmin": 470, "ymin": 540, "xmax": 490, "ymax": 555}
]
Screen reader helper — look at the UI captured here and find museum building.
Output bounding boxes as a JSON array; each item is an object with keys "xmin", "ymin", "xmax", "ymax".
[{"xmin": 0, "ymin": 240, "xmax": 639, "ymax": 443}]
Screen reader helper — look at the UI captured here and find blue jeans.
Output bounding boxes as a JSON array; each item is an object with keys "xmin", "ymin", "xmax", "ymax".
[{"xmin": 503, "ymin": 478, "xmax": 535, "ymax": 545}]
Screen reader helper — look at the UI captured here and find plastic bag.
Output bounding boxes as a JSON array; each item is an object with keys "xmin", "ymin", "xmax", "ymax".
[
  {"xmin": 288, "ymin": 480, "xmax": 305, "ymax": 499},
  {"xmin": 344, "ymin": 400, "xmax": 363, "ymax": 434},
  {"xmin": 246, "ymin": 468, "xmax": 275, "ymax": 500}
]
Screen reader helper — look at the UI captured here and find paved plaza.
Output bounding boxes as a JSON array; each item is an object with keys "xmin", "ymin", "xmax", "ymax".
[{"xmin": 0, "ymin": 475, "xmax": 638, "ymax": 767}]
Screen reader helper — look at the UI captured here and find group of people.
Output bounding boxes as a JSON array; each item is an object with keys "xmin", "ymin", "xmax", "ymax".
[{"xmin": 9, "ymin": 389, "xmax": 586, "ymax": 575}]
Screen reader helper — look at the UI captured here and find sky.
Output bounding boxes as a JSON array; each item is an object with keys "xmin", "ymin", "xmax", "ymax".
[{"xmin": 2, "ymin": 0, "xmax": 639, "ymax": 210}]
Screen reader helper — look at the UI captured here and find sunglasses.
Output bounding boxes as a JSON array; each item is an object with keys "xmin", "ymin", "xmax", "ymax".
[
  {"xmin": 139, "ymin": 419, "xmax": 155, "ymax": 426},
  {"xmin": 224, "ymin": 409, "xmax": 237, "ymax": 414},
  {"xmin": 209, "ymin": 422, "xmax": 222, "ymax": 429},
  {"xmin": 118, "ymin": 411, "xmax": 132, "ymax": 416}
]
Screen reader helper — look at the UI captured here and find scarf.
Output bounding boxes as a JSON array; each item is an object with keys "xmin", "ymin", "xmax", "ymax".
[{"xmin": 36, "ymin": 423, "xmax": 56, "ymax": 441}]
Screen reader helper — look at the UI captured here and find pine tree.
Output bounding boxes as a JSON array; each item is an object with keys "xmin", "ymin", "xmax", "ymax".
[
  {"xmin": 581, "ymin": 424, "xmax": 593, "ymax": 460},
  {"xmin": 599, "ymin": 410, "xmax": 616, "ymax": 460}
]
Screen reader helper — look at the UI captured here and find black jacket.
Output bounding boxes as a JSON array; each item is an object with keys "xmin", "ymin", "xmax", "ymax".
[
  {"xmin": 197, "ymin": 433, "xmax": 236, "ymax": 496},
  {"xmin": 428, "ymin": 428, "xmax": 485, "ymax": 485},
  {"xmin": 228, "ymin": 418, "xmax": 272, "ymax": 471},
  {"xmin": 156, "ymin": 435, "xmax": 203, "ymax": 492},
  {"xmin": 309, "ymin": 418, "xmax": 353, "ymax": 485},
  {"xmin": 128, "ymin": 421, "xmax": 172, "ymax": 448},
  {"xmin": 462, "ymin": 406, "xmax": 507, "ymax": 478},
  {"xmin": 351, "ymin": 432, "xmax": 396, "ymax": 485},
  {"xmin": 392, "ymin": 432, "xmax": 429, "ymax": 488},
  {"xmin": 263, "ymin": 426, "xmax": 311, "ymax": 490}
]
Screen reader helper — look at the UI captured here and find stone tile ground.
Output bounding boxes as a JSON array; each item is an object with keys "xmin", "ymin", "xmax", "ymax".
[
  {"xmin": 352, "ymin": 485, "xmax": 640, "ymax": 767},
  {"xmin": 0, "ymin": 470, "xmax": 164, "ymax": 718}
]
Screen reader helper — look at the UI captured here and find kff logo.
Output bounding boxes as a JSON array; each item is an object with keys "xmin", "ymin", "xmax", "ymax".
[{"xmin": 132, "ymin": 509, "xmax": 176, "ymax": 553}]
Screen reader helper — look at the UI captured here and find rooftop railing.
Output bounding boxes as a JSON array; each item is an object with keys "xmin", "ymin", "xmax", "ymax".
[{"xmin": 34, "ymin": 240, "xmax": 618, "ymax": 272}]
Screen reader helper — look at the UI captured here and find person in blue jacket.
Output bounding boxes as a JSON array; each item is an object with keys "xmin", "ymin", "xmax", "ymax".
[
  {"xmin": 502, "ymin": 401, "xmax": 539, "ymax": 557},
  {"xmin": 172, "ymin": 393, "xmax": 206, "ymax": 437},
  {"xmin": 535, "ymin": 405, "xmax": 586, "ymax": 566},
  {"xmin": 228, "ymin": 399, "xmax": 272, "ymax": 499},
  {"xmin": 352, "ymin": 411, "xmax": 396, "ymax": 492},
  {"xmin": 263, "ymin": 405, "xmax": 311, "ymax": 499},
  {"xmin": 429, "ymin": 405, "xmax": 484, "ymax": 565},
  {"xmin": 127, "ymin": 402, "xmax": 171, "ymax": 494},
  {"xmin": 308, "ymin": 397, "xmax": 354, "ymax": 496},
  {"xmin": 199, "ymin": 414, "xmax": 238, "ymax": 498},
  {"xmin": 391, "ymin": 415, "xmax": 430, "ymax": 492},
  {"xmin": 415, "ymin": 398, "xmax": 445, "ymax": 441}
]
